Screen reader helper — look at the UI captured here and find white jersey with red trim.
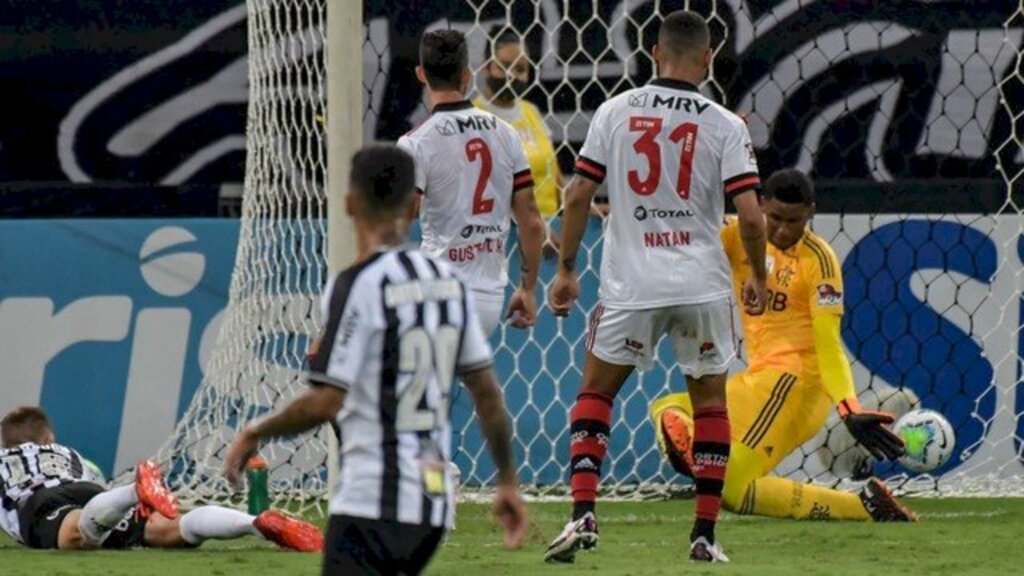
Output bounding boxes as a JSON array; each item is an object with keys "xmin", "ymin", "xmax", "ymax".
[
  {"xmin": 575, "ymin": 78, "xmax": 760, "ymax": 309},
  {"xmin": 398, "ymin": 101, "xmax": 533, "ymax": 301}
]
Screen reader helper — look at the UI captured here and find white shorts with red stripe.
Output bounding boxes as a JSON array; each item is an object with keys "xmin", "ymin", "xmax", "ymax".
[{"xmin": 585, "ymin": 297, "xmax": 737, "ymax": 377}]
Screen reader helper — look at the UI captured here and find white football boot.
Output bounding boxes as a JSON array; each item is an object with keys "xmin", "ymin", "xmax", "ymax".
[
  {"xmin": 689, "ymin": 536, "xmax": 730, "ymax": 563},
  {"xmin": 543, "ymin": 512, "xmax": 598, "ymax": 563}
]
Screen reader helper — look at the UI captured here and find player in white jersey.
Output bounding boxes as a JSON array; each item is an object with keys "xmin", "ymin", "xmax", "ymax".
[
  {"xmin": 397, "ymin": 29, "xmax": 544, "ymax": 337},
  {"xmin": 0, "ymin": 407, "xmax": 320, "ymax": 551},
  {"xmin": 545, "ymin": 11, "xmax": 768, "ymax": 564},
  {"xmin": 225, "ymin": 145, "xmax": 526, "ymax": 576}
]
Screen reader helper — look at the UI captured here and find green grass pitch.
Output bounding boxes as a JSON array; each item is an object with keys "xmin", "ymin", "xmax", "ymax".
[{"xmin": 2, "ymin": 499, "xmax": 1021, "ymax": 575}]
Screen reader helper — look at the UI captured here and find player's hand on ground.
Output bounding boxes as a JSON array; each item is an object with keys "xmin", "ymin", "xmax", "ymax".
[
  {"xmin": 548, "ymin": 271, "xmax": 579, "ymax": 317},
  {"xmin": 506, "ymin": 287, "xmax": 537, "ymax": 328},
  {"xmin": 743, "ymin": 276, "xmax": 768, "ymax": 316},
  {"xmin": 224, "ymin": 427, "xmax": 260, "ymax": 490},
  {"xmin": 492, "ymin": 483, "xmax": 527, "ymax": 550},
  {"xmin": 839, "ymin": 399, "xmax": 905, "ymax": 461}
]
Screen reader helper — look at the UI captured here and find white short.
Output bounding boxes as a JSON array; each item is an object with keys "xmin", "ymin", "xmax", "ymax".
[
  {"xmin": 471, "ymin": 291, "xmax": 504, "ymax": 338},
  {"xmin": 586, "ymin": 297, "xmax": 737, "ymax": 377}
]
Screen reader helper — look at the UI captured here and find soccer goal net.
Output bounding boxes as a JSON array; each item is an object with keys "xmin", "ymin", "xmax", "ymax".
[{"xmin": 160, "ymin": 0, "xmax": 1024, "ymax": 513}]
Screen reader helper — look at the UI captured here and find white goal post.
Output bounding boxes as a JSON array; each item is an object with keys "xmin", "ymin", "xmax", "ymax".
[{"xmin": 324, "ymin": 0, "xmax": 363, "ymax": 504}]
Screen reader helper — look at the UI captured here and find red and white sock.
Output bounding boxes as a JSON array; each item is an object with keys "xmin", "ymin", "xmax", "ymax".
[
  {"xmin": 691, "ymin": 405, "xmax": 730, "ymax": 543},
  {"xmin": 569, "ymin": 390, "xmax": 613, "ymax": 520}
]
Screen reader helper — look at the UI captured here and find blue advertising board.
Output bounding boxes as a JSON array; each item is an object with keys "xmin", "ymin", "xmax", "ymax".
[{"xmin": 1, "ymin": 215, "xmax": 1021, "ymax": 486}]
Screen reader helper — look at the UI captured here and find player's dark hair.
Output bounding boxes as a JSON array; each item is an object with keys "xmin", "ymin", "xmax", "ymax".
[
  {"xmin": 350, "ymin": 144, "xmax": 416, "ymax": 218},
  {"xmin": 763, "ymin": 169, "xmax": 815, "ymax": 205},
  {"xmin": 420, "ymin": 29, "xmax": 468, "ymax": 91},
  {"xmin": 1, "ymin": 406, "xmax": 53, "ymax": 448},
  {"xmin": 658, "ymin": 10, "xmax": 710, "ymax": 59},
  {"xmin": 484, "ymin": 25, "xmax": 521, "ymax": 61}
]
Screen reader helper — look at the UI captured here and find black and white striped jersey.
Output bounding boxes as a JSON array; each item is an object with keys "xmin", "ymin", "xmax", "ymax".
[
  {"xmin": 308, "ymin": 247, "xmax": 493, "ymax": 529},
  {"xmin": 0, "ymin": 442, "xmax": 100, "ymax": 542}
]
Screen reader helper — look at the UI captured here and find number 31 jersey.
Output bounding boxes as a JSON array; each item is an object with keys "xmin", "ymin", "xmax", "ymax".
[
  {"xmin": 398, "ymin": 101, "xmax": 533, "ymax": 300},
  {"xmin": 575, "ymin": 78, "xmax": 760, "ymax": 309}
]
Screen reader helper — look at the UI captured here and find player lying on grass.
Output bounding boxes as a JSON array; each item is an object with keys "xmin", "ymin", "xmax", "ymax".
[
  {"xmin": 650, "ymin": 169, "xmax": 916, "ymax": 522},
  {"xmin": 0, "ymin": 406, "xmax": 321, "ymax": 551}
]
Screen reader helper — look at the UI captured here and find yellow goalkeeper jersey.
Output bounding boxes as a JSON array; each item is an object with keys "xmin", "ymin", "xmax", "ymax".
[{"xmin": 721, "ymin": 217, "xmax": 844, "ymax": 378}]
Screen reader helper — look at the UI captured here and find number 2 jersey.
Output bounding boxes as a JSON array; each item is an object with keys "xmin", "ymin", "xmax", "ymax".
[
  {"xmin": 0, "ymin": 442, "xmax": 100, "ymax": 542},
  {"xmin": 574, "ymin": 78, "xmax": 760, "ymax": 308},
  {"xmin": 398, "ymin": 101, "xmax": 533, "ymax": 302},
  {"xmin": 308, "ymin": 247, "xmax": 493, "ymax": 530}
]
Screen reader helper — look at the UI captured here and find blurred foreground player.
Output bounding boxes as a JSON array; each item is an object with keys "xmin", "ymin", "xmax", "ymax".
[
  {"xmin": 0, "ymin": 406, "xmax": 320, "ymax": 551},
  {"xmin": 546, "ymin": 10, "xmax": 767, "ymax": 564},
  {"xmin": 650, "ymin": 169, "xmax": 915, "ymax": 522},
  {"xmin": 225, "ymin": 144, "xmax": 526, "ymax": 576}
]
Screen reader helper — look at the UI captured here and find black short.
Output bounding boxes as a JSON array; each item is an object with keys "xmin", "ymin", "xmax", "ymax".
[
  {"xmin": 18, "ymin": 482, "xmax": 146, "ymax": 550},
  {"xmin": 322, "ymin": 515, "xmax": 445, "ymax": 576}
]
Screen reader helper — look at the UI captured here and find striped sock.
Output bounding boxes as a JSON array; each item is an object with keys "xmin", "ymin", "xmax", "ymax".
[
  {"xmin": 691, "ymin": 405, "xmax": 730, "ymax": 544},
  {"xmin": 569, "ymin": 390, "xmax": 613, "ymax": 520}
]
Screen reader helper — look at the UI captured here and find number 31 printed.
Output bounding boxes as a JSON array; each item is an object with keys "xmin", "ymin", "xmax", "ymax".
[{"xmin": 628, "ymin": 116, "xmax": 698, "ymax": 199}]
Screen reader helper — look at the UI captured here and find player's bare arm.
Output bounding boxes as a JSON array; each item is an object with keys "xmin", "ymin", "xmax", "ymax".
[
  {"xmin": 732, "ymin": 190, "xmax": 768, "ymax": 315},
  {"xmin": 507, "ymin": 185, "xmax": 544, "ymax": 328},
  {"xmin": 549, "ymin": 175, "xmax": 598, "ymax": 317},
  {"xmin": 462, "ymin": 366, "xmax": 527, "ymax": 549},
  {"xmin": 224, "ymin": 385, "xmax": 346, "ymax": 488}
]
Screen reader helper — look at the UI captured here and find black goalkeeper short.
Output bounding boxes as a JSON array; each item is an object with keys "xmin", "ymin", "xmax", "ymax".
[
  {"xmin": 18, "ymin": 482, "xmax": 146, "ymax": 550},
  {"xmin": 322, "ymin": 515, "xmax": 445, "ymax": 576}
]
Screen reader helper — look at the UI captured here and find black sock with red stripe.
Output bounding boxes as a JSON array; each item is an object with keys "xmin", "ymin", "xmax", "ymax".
[
  {"xmin": 569, "ymin": 390, "xmax": 613, "ymax": 521},
  {"xmin": 691, "ymin": 405, "xmax": 730, "ymax": 544}
]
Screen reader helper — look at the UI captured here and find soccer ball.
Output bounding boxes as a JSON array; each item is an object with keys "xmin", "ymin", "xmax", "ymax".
[{"xmin": 892, "ymin": 409, "xmax": 956, "ymax": 473}]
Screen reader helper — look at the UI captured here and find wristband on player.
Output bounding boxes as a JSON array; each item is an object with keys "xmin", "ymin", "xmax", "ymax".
[{"xmin": 837, "ymin": 396, "xmax": 863, "ymax": 417}]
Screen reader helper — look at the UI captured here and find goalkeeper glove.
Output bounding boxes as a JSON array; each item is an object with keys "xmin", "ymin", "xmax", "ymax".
[{"xmin": 838, "ymin": 397, "xmax": 906, "ymax": 461}]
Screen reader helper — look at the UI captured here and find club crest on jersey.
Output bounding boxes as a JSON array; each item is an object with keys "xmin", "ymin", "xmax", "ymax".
[
  {"xmin": 776, "ymin": 266, "xmax": 795, "ymax": 288},
  {"xmin": 816, "ymin": 283, "xmax": 843, "ymax": 306}
]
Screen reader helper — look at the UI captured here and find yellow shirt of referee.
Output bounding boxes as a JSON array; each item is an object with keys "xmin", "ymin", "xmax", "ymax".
[{"xmin": 473, "ymin": 27, "xmax": 562, "ymax": 217}]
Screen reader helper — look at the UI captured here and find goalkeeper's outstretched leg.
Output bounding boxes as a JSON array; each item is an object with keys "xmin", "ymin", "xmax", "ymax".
[{"xmin": 652, "ymin": 391, "xmax": 915, "ymax": 522}]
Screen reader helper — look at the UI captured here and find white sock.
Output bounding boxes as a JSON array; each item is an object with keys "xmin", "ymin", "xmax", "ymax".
[
  {"xmin": 178, "ymin": 506, "xmax": 259, "ymax": 545},
  {"xmin": 78, "ymin": 484, "xmax": 138, "ymax": 543}
]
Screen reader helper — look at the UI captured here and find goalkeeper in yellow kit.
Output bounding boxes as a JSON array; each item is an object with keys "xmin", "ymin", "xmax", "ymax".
[{"xmin": 651, "ymin": 169, "xmax": 915, "ymax": 522}]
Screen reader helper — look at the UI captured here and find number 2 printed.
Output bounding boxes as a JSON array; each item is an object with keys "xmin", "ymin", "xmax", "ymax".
[
  {"xmin": 628, "ymin": 117, "xmax": 699, "ymax": 199},
  {"xmin": 466, "ymin": 138, "xmax": 494, "ymax": 214}
]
